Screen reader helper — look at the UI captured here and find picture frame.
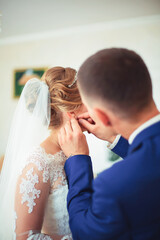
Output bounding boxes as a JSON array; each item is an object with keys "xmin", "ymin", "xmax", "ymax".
[{"xmin": 13, "ymin": 67, "xmax": 47, "ymax": 98}]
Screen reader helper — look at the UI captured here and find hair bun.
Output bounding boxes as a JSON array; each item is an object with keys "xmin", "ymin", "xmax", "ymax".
[{"xmin": 41, "ymin": 66, "xmax": 82, "ymax": 128}]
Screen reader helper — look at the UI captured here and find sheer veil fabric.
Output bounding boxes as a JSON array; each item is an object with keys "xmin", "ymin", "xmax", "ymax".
[{"xmin": 0, "ymin": 79, "xmax": 51, "ymax": 239}]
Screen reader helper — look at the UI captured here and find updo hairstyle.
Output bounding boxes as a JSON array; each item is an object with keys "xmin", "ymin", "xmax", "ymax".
[{"xmin": 41, "ymin": 66, "xmax": 82, "ymax": 128}]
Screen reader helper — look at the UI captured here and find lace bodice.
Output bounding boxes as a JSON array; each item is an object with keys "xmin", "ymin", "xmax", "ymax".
[{"xmin": 14, "ymin": 146, "xmax": 72, "ymax": 240}]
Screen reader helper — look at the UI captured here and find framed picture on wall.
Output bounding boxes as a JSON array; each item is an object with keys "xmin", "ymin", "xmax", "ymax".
[{"xmin": 13, "ymin": 67, "xmax": 47, "ymax": 98}]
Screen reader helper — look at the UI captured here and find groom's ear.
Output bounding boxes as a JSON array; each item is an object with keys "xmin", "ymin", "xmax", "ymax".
[{"xmin": 94, "ymin": 108, "xmax": 111, "ymax": 127}]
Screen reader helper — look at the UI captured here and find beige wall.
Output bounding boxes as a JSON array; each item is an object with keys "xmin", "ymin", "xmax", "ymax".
[{"xmin": 0, "ymin": 16, "xmax": 160, "ymax": 173}]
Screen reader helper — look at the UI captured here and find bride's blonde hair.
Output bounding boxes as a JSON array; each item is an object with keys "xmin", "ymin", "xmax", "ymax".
[{"xmin": 41, "ymin": 66, "xmax": 82, "ymax": 128}]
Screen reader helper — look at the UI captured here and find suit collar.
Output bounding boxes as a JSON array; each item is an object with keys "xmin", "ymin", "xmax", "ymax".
[
  {"xmin": 129, "ymin": 114, "xmax": 160, "ymax": 144},
  {"xmin": 128, "ymin": 121, "xmax": 160, "ymax": 154}
]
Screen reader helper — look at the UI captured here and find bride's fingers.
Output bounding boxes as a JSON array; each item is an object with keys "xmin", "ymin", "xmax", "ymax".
[
  {"xmin": 65, "ymin": 120, "xmax": 73, "ymax": 136},
  {"xmin": 71, "ymin": 118, "xmax": 82, "ymax": 133},
  {"xmin": 59, "ymin": 127, "xmax": 65, "ymax": 137},
  {"xmin": 58, "ymin": 127, "xmax": 66, "ymax": 145}
]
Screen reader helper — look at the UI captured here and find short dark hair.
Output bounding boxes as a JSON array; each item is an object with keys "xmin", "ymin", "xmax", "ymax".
[{"xmin": 78, "ymin": 48, "xmax": 153, "ymax": 117}]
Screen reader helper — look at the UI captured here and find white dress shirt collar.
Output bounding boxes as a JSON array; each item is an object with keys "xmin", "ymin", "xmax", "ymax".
[{"xmin": 129, "ymin": 113, "xmax": 160, "ymax": 144}]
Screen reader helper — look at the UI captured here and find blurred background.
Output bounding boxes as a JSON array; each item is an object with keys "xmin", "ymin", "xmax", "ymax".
[{"xmin": 0, "ymin": 0, "xmax": 160, "ymax": 174}]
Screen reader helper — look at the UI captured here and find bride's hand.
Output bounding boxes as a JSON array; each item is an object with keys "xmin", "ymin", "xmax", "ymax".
[{"xmin": 58, "ymin": 118, "xmax": 89, "ymax": 158}]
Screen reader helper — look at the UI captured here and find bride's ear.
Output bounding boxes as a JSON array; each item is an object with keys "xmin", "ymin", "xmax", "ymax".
[
  {"xmin": 94, "ymin": 108, "xmax": 112, "ymax": 127},
  {"xmin": 67, "ymin": 112, "xmax": 75, "ymax": 118}
]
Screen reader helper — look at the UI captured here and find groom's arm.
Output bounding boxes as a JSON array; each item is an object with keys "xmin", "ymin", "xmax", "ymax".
[
  {"xmin": 58, "ymin": 118, "xmax": 128, "ymax": 239},
  {"xmin": 65, "ymin": 155, "xmax": 128, "ymax": 240},
  {"xmin": 108, "ymin": 135, "xmax": 129, "ymax": 158}
]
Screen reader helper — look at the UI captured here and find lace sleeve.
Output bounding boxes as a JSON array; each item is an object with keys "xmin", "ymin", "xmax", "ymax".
[{"xmin": 14, "ymin": 162, "xmax": 53, "ymax": 240}]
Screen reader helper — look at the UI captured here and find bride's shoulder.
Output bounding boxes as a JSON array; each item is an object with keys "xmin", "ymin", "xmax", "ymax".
[
  {"xmin": 28, "ymin": 145, "xmax": 66, "ymax": 165},
  {"xmin": 25, "ymin": 145, "xmax": 66, "ymax": 171},
  {"xmin": 19, "ymin": 140, "xmax": 67, "ymax": 182},
  {"xmin": 25, "ymin": 145, "xmax": 61, "ymax": 168}
]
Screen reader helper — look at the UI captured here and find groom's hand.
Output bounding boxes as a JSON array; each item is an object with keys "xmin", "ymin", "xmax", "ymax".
[
  {"xmin": 78, "ymin": 112, "xmax": 117, "ymax": 143},
  {"xmin": 58, "ymin": 118, "xmax": 89, "ymax": 158}
]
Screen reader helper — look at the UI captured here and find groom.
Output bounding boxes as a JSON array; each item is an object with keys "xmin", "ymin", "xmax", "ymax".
[{"xmin": 58, "ymin": 48, "xmax": 160, "ymax": 239}]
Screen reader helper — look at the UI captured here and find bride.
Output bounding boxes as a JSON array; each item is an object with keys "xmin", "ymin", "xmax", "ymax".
[{"xmin": 0, "ymin": 67, "xmax": 87, "ymax": 240}]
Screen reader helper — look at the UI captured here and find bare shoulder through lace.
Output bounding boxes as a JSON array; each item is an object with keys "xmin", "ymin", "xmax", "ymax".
[
  {"xmin": 14, "ymin": 145, "xmax": 72, "ymax": 239},
  {"xmin": 20, "ymin": 146, "xmax": 68, "ymax": 190}
]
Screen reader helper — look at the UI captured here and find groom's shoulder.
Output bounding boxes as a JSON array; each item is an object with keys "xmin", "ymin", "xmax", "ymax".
[
  {"xmin": 99, "ymin": 153, "xmax": 133, "ymax": 179},
  {"xmin": 94, "ymin": 156, "xmax": 139, "ymax": 197}
]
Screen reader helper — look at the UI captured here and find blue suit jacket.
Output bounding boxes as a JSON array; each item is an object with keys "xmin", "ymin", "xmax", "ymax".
[{"xmin": 64, "ymin": 122, "xmax": 160, "ymax": 240}]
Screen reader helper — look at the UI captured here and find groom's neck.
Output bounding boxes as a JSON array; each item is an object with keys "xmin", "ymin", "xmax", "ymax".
[{"xmin": 118, "ymin": 103, "xmax": 159, "ymax": 140}]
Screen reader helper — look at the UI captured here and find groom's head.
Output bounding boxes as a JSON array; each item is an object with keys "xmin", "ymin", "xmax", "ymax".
[{"xmin": 77, "ymin": 48, "xmax": 155, "ymax": 135}]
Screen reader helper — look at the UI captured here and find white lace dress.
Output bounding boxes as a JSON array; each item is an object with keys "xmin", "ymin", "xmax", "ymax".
[{"xmin": 14, "ymin": 146, "xmax": 72, "ymax": 240}]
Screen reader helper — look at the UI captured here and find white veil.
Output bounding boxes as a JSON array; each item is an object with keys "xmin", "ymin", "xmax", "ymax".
[{"xmin": 0, "ymin": 78, "xmax": 51, "ymax": 239}]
